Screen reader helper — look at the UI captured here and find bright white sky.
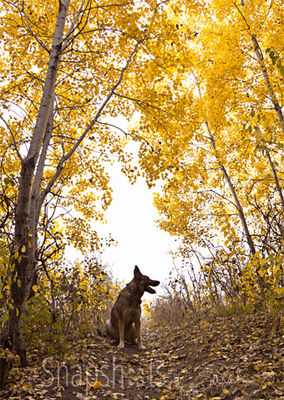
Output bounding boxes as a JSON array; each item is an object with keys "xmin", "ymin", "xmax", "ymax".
[{"xmin": 96, "ymin": 159, "xmax": 177, "ymax": 288}]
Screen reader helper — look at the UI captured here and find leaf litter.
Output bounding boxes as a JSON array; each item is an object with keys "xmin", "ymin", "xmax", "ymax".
[{"xmin": 1, "ymin": 311, "xmax": 284, "ymax": 399}]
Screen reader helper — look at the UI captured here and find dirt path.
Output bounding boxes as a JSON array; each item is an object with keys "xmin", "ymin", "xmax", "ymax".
[{"xmin": 2, "ymin": 313, "xmax": 284, "ymax": 399}]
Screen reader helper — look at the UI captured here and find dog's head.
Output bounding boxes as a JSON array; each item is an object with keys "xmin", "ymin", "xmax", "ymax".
[{"xmin": 134, "ymin": 265, "xmax": 160, "ymax": 294}]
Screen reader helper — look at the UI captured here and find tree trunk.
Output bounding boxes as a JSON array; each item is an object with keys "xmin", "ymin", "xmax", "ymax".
[
  {"xmin": 0, "ymin": 1, "xmax": 71, "ymax": 389},
  {"xmin": 265, "ymin": 146, "xmax": 284, "ymax": 213}
]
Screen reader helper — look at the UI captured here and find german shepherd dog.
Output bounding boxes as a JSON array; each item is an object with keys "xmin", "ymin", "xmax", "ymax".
[{"xmin": 106, "ymin": 266, "xmax": 160, "ymax": 349}]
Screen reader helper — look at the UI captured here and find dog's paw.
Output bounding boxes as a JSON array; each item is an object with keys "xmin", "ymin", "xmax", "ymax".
[{"xmin": 118, "ymin": 342, "xmax": 125, "ymax": 349}]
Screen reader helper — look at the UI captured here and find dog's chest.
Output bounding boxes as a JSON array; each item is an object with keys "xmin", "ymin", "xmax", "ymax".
[{"xmin": 123, "ymin": 301, "xmax": 141, "ymax": 322}]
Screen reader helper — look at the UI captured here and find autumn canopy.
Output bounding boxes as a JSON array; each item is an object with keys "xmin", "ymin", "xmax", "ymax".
[{"xmin": 0, "ymin": 0, "xmax": 284, "ymax": 389}]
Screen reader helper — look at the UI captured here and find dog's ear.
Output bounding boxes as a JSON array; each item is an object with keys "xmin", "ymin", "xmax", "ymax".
[{"xmin": 134, "ymin": 265, "xmax": 142, "ymax": 277}]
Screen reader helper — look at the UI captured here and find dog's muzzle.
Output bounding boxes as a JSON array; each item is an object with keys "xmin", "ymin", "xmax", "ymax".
[{"xmin": 145, "ymin": 280, "xmax": 160, "ymax": 294}]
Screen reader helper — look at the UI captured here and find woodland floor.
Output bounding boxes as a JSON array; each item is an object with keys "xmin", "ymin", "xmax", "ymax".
[{"xmin": 1, "ymin": 311, "xmax": 284, "ymax": 400}]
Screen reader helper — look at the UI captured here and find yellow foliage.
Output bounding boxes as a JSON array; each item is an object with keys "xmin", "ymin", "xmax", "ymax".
[{"xmin": 128, "ymin": 0, "xmax": 284, "ymax": 305}]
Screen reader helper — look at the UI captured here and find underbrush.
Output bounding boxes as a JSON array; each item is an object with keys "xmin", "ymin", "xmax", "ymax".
[
  {"xmin": 145, "ymin": 291, "xmax": 284, "ymax": 333},
  {"xmin": 145, "ymin": 253, "xmax": 284, "ymax": 333},
  {"xmin": 20, "ymin": 255, "xmax": 120, "ymax": 360}
]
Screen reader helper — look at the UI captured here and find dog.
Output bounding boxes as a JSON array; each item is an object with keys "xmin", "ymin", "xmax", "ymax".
[{"xmin": 106, "ymin": 265, "xmax": 160, "ymax": 349}]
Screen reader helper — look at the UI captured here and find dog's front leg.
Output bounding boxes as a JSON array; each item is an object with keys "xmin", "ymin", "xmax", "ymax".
[
  {"xmin": 118, "ymin": 318, "xmax": 125, "ymax": 349},
  {"xmin": 135, "ymin": 314, "xmax": 144, "ymax": 349}
]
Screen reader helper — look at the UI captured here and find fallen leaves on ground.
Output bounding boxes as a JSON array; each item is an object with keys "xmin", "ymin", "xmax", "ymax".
[{"xmin": 1, "ymin": 311, "xmax": 284, "ymax": 399}]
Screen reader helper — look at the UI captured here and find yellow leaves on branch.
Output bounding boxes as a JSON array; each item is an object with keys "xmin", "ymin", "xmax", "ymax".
[
  {"xmin": 0, "ymin": 0, "xmax": 173, "ymax": 254},
  {"xmin": 123, "ymin": 0, "xmax": 284, "ymax": 302},
  {"xmin": 134, "ymin": 2, "xmax": 284, "ymax": 217}
]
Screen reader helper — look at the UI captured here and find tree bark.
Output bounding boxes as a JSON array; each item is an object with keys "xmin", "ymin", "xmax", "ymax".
[
  {"xmin": 265, "ymin": 146, "xmax": 284, "ymax": 213},
  {"xmin": 218, "ymin": 161, "xmax": 256, "ymax": 255}
]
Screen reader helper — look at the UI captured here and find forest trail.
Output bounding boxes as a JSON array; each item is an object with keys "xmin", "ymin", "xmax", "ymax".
[{"xmin": 1, "ymin": 312, "xmax": 284, "ymax": 399}]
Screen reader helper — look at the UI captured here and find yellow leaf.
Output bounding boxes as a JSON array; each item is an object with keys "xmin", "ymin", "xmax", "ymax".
[
  {"xmin": 32, "ymin": 285, "xmax": 38, "ymax": 293},
  {"xmin": 93, "ymin": 381, "xmax": 102, "ymax": 389},
  {"xmin": 22, "ymin": 383, "xmax": 29, "ymax": 391},
  {"xmin": 273, "ymin": 264, "xmax": 280, "ymax": 274},
  {"xmin": 274, "ymin": 287, "xmax": 284, "ymax": 295},
  {"xmin": 223, "ymin": 388, "xmax": 229, "ymax": 394}
]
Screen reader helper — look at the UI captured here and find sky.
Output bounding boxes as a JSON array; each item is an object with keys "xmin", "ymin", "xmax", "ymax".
[{"xmin": 95, "ymin": 160, "xmax": 177, "ymax": 289}]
